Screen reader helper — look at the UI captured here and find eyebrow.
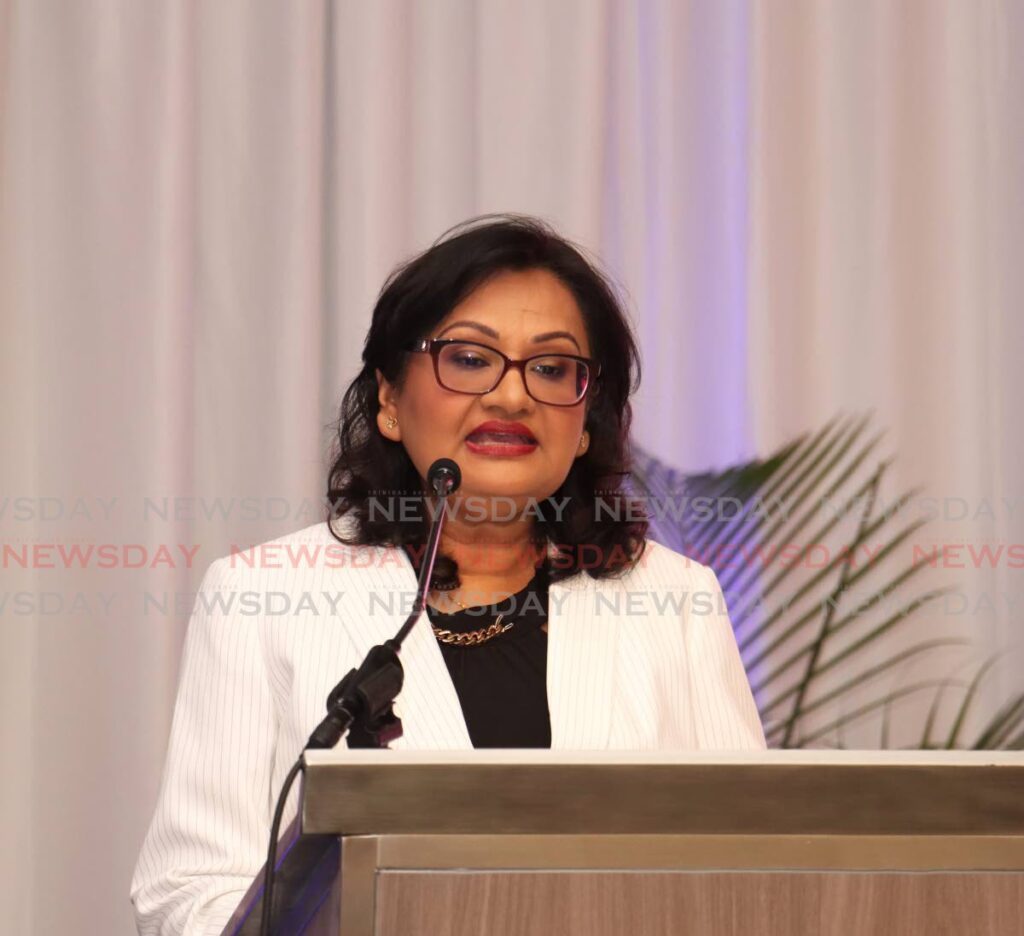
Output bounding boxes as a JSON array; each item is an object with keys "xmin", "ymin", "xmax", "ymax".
[{"xmin": 436, "ymin": 320, "xmax": 582, "ymax": 352}]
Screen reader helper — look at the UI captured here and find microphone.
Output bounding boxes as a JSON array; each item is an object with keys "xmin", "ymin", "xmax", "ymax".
[
  {"xmin": 428, "ymin": 457, "xmax": 461, "ymax": 497},
  {"xmin": 306, "ymin": 456, "xmax": 463, "ymax": 748},
  {"xmin": 259, "ymin": 458, "xmax": 463, "ymax": 935}
]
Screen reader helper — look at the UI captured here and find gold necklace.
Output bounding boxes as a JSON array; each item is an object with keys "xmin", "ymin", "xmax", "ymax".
[
  {"xmin": 431, "ymin": 612, "xmax": 513, "ymax": 647},
  {"xmin": 432, "ymin": 586, "xmax": 496, "ymax": 614},
  {"xmin": 445, "ymin": 592, "xmax": 475, "ymax": 612},
  {"xmin": 429, "ymin": 564, "xmax": 545, "ymax": 646}
]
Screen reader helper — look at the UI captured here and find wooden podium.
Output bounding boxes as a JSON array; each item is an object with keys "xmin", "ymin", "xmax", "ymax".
[{"xmin": 227, "ymin": 750, "xmax": 1024, "ymax": 935}]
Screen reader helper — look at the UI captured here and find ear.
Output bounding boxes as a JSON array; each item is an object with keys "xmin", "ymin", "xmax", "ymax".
[{"xmin": 375, "ymin": 368, "xmax": 401, "ymax": 441}]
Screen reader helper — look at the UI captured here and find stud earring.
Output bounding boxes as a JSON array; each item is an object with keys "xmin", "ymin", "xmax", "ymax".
[{"xmin": 385, "ymin": 416, "xmax": 398, "ymax": 430}]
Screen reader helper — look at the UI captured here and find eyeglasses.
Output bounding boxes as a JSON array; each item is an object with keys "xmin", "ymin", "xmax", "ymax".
[{"xmin": 407, "ymin": 338, "xmax": 601, "ymax": 407}]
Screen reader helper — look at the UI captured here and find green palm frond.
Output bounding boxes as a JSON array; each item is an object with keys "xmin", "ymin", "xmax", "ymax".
[
  {"xmin": 971, "ymin": 691, "xmax": 1024, "ymax": 749},
  {"xmin": 630, "ymin": 412, "xmax": 1016, "ymax": 750}
]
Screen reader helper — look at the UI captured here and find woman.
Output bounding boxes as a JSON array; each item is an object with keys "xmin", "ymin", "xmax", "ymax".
[{"xmin": 131, "ymin": 215, "xmax": 765, "ymax": 935}]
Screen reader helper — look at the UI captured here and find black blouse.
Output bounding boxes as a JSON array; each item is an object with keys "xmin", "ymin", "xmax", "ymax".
[{"xmin": 424, "ymin": 563, "xmax": 552, "ymax": 748}]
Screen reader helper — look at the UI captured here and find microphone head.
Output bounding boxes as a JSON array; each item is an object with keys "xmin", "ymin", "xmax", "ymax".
[{"xmin": 427, "ymin": 458, "xmax": 461, "ymax": 496}]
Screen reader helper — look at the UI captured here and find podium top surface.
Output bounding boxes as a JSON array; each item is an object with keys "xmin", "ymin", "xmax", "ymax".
[
  {"xmin": 305, "ymin": 749, "xmax": 1023, "ymax": 767},
  {"xmin": 300, "ymin": 749, "xmax": 1024, "ymax": 836}
]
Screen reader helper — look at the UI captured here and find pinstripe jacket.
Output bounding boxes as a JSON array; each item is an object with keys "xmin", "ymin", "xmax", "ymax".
[{"xmin": 130, "ymin": 519, "xmax": 765, "ymax": 936}]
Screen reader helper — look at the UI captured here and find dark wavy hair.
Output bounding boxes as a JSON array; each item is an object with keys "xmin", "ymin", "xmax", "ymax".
[{"xmin": 325, "ymin": 214, "xmax": 649, "ymax": 586}]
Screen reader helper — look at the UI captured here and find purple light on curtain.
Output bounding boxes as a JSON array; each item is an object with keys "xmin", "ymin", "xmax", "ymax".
[
  {"xmin": 603, "ymin": 0, "xmax": 765, "ymax": 702},
  {"xmin": 601, "ymin": 1, "xmax": 753, "ymax": 473}
]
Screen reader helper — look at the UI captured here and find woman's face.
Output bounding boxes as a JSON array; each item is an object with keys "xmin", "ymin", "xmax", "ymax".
[{"xmin": 376, "ymin": 268, "xmax": 593, "ymax": 514}]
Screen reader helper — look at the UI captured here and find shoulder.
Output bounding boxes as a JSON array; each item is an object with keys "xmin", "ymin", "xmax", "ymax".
[
  {"xmin": 196, "ymin": 517, "xmax": 393, "ymax": 591},
  {"xmin": 553, "ymin": 538, "xmax": 725, "ymax": 624},
  {"xmin": 233, "ymin": 519, "xmax": 348, "ymax": 554},
  {"xmin": 610, "ymin": 537, "xmax": 722, "ymax": 595}
]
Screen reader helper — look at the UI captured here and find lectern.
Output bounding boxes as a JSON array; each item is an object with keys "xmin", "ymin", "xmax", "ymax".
[{"xmin": 225, "ymin": 750, "xmax": 1024, "ymax": 935}]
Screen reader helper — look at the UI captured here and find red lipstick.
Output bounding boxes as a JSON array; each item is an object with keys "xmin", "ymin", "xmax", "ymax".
[{"xmin": 465, "ymin": 420, "xmax": 538, "ymax": 457}]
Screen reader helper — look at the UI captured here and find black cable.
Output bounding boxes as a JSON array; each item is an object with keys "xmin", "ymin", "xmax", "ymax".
[{"xmin": 259, "ymin": 757, "xmax": 304, "ymax": 936}]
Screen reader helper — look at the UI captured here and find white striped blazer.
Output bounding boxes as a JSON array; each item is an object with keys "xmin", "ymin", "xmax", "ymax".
[{"xmin": 130, "ymin": 519, "xmax": 765, "ymax": 935}]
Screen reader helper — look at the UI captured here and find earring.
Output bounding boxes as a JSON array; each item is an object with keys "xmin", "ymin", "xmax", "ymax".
[
  {"xmin": 385, "ymin": 416, "xmax": 398, "ymax": 430},
  {"xmin": 579, "ymin": 433, "xmax": 588, "ymax": 449}
]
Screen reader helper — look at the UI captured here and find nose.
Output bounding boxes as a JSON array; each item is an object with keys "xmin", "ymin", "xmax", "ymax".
[{"xmin": 482, "ymin": 363, "xmax": 533, "ymax": 412}]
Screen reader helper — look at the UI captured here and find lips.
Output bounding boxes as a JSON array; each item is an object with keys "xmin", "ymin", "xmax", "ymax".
[
  {"xmin": 466, "ymin": 421, "xmax": 537, "ymax": 444},
  {"xmin": 465, "ymin": 420, "xmax": 538, "ymax": 456}
]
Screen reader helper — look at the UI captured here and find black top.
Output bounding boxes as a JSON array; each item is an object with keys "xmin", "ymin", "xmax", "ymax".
[{"xmin": 424, "ymin": 563, "xmax": 552, "ymax": 748}]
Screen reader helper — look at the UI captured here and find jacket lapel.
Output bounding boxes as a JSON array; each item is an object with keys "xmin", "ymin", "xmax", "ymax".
[
  {"xmin": 547, "ymin": 570, "xmax": 618, "ymax": 749},
  {"xmin": 335, "ymin": 540, "xmax": 621, "ymax": 751},
  {"xmin": 335, "ymin": 546, "xmax": 473, "ymax": 750}
]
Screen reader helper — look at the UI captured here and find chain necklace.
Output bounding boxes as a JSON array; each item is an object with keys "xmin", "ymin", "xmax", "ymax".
[
  {"xmin": 431, "ymin": 612, "xmax": 513, "ymax": 647},
  {"xmin": 443, "ymin": 592, "xmax": 475, "ymax": 612},
  {"xmin": 431, "ymin": 588, "xmax": 482, "ymax": 614},
  {"xmin": 428, "ymin": 557, "xmax": 549, "ymax": 647}
]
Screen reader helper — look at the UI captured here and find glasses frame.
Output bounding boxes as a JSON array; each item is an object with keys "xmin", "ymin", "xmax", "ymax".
[{"xmin": 407, "ymin": 337, "xmax": 601, "ymax": 407}]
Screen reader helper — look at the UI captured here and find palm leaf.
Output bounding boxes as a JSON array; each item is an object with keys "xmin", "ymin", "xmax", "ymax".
[
  {"xmin": 630, "ymin": 412, "xmax": 1015, "ymax": 750},
  {"xmin": 945, "ymin": 655, "xmax": 1001, "ymax": 748},
  {"xmin": 970, "ymin": 691, "xmax": 1024, "ymax": 749},
  {"xmin": 791, "ymin": 681, "xmax": 954, "ymax": 747}
]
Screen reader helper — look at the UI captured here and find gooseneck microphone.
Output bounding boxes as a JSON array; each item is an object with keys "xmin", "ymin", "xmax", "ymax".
[
  {"xmin": 306, "ymin": 456, "xmax": 462, "ymax": 746},
  {"xmin": 259, "ymin": 458, "xmax": 462, "ymax": 936},
  {"xmin": 428, "ymin": 456, "xmax": 461, "ymax": 496}
]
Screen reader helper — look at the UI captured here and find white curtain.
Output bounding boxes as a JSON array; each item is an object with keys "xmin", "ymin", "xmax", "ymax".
[{"xmin": 1, "ymin": 1, "xmax": 1021, "ymax": 932}]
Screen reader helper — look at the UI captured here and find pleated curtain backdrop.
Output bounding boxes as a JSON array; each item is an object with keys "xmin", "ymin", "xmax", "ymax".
[{"xmin": 1, "ymin": 1, "xmax": 1022, "ymax": 933}]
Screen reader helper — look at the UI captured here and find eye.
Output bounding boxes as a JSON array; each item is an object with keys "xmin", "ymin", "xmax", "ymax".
[
  {"xmin": 530, "ymin": 358, "xmax": 571, "ymax": 380},
  {"xmin": 450, "ymin": 351, "xmax": 491, "ymax": 369},
  {"xmin": 439, "ymin": 342, "xmax": 502, "ymax": 372}
]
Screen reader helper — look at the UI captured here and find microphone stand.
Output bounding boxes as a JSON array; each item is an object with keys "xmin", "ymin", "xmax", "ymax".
[
  {"xmin": 306, "ymin": 458, "xmax": 458, "ymax": 750},
  {"xmin": 256, "ymin": 459, "xmax": 460, "ymax": 935}
]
